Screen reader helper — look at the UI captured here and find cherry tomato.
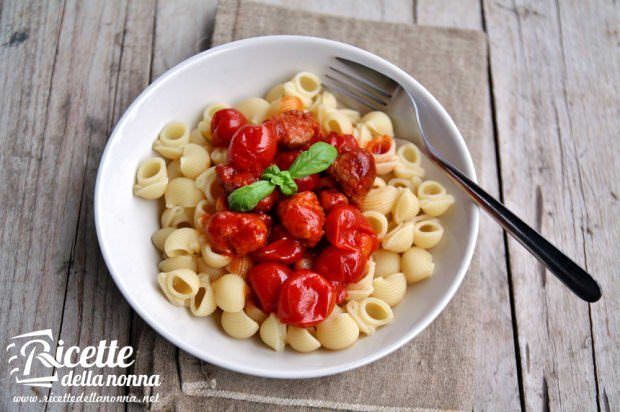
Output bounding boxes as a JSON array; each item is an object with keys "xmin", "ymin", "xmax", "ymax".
[
  {"xmin": 210, "ymin": 108, "xmax": 248, "ymax": 147},
  {"xmin": 319, "ymin": 189, "xmax": 349, "ymax": 212},
  {"xmin": 275, "ymin": 150, "xmax": 320, "ymax": 192},
  {"xmin": 330, "ymin": 281, "xmax": 348, "ymax": 304},
  {"xmin": 204, "ymin": 211, "xmax": 268, "ymax": 255},
  {"xmin": 215, "ymin": 164, "xmax": 257, "ymax": 191},
  {"xmin": 228, "ymin": 123, "xmax": 277, "ymax": 174},
  {"xmin": 277, "ymin": 270, "xmax": 335, "ymax": 327},
  {"xmin": 277, "ymin": 191, "xmax": 325, "ymax": 247},
  {"xmin": 247, "ymin": 263, "xmax": 292, "ymax": 313},
  {"xmin": 253, "ymin": 190, "xmax": 280, "ymax": 213},
  {"xmin": 313, "ymin": 246, "xmax": 367, "ymax": 283},
  {"xmin": 366, "ymin": 135, "xmax": 392, "ymax": 155},
  {"xmin": 252, "ymin": 238, "xmax": 304, "ymax": 264},
  {"xmin": 272, "ymin": 110, "xmax": 320, "ymax": 148},
  {"xmin": 269, "ymin": 224, "xmax": 291, "ymax": 242},
  {"xmin": 329, "ymin": 147, "xmax": 376, "ymax": 204},
  {"xmin": 325, "ymin": 204, "xmax": 375, "ymax": 251},
  {"xmin": 321, "ymin": 132, "xmax": 359, "ymax": 153}
]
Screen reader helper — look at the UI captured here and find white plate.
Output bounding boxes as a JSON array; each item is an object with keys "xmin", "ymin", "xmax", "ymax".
[{"xmin": 95, "ymin": 35, "xmax": 479, "ymax": 378}]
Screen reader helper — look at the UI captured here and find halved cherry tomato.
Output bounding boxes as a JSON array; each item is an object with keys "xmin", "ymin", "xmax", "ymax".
[
  {"xmin": 204, "ymin": 211, "xmax": 268, "ymax": 255},
  {"xmin": 313, "ymin": 246, "xmax": 367, "ymax": 283},
  {"xmin": 252, "ymin": 238, "xmax": 304, "ymax": 264},
  {"xmin": 269, "ymin": 224, "xmax": 291, "ymax": 242},
  {"xmin": 321, "ymin": 132, "xmax": 359, "ymax": 153},
  {"xmin": 247, "ymin": 263, "xmax": 292, "ymax": 313},
  {"xmin": 276, "ymin": 270, "xmax": 335, "ymax": 327},
  {"xmin": 228, "ymin": 122, "xmax": 277, "ymax": 174},
  {"xmin": 319, "ymin": 189, "xmax": 349, "ymax": 212},
  {"xmin": 277, "ymin": 191, "xmax": 325, "ymax": 247},
  {"xmin": 325, "ymin": 204, "xmax": 376, "ymax": 251},
  {"xmin": 210, "ymin": 108, "xmax": 248, "ymax": 147}
]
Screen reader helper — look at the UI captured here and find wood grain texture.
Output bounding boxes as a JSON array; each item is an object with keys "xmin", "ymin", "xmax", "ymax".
[
  {"xmin": 483, "ymin": 0, "xmax": 619, "ymax": 410},
  {"xmin": 0, "ymin": 0, "xmax": 69, "ymax": 409},
  {"xmin": 416, "ymin": 3, "xmax": 521, "ymax": 411},
  {"xmin": 45, "ymin": 1, "xmax": 157, "ymax": 410}
]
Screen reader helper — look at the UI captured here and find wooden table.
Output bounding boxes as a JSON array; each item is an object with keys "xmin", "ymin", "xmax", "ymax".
[{"xmin": 1, "ymin": 0, "xmax": 617, "ymax": 410}]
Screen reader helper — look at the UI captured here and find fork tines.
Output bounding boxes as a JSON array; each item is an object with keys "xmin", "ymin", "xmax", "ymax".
[{"xmin": 323, "ymin": 57, "xmax": 399, "ymax": 111}]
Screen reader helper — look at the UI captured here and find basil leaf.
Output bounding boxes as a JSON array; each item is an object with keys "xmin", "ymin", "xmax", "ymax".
[
  {"xmin": 227, "ymin": 180, "xmax": 275, "ymax": 212},
  {"xmin": 278, "ymin": 171, "xmax": 298, "ymax": 196},
  {"xmin": 261, "ymin": 165, "xmax": 281, "ymax": 181},
  {"xmin": 288, "ymin": 142, "xmax": 338, "ymax": 178}
]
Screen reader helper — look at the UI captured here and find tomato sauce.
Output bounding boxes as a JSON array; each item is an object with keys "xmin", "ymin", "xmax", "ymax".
[{"xmin": 203, "ymin": 107, "xmax": 378, "ymax": 326}]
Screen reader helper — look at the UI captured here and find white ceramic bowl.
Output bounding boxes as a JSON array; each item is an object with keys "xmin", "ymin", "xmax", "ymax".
[{"xmin": 95, "ymin": 35, "xmax": 478, "ymax": 378}]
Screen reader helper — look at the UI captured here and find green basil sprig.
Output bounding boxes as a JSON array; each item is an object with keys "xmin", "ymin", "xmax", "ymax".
[{"xmin": 227, "ymin": 142, "xmax": 338, "ymax": 212}]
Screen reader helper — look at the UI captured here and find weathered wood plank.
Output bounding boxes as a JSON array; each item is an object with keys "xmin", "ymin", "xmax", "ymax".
[
  {"xmin": 45, "ymin": 1, "xmax": 158, "ymax": 410},
  {"xmin": 417, "ymin": 0, "xmax": 482, "ymax": 30},
  {"xmin": 128, "ymin": 1, "xmax": 216, "ymax": 410},
  {"xmin": 552, "ymin": 1, "xmax": 619, "ymax": 410},
  {"xmin": 417, "ymin": 2, "xmax": 521, "ymax": 410},
  {"xmin": 258, "ymin": 0, "xmax": 415, "ymax": 23},
  {"xmin": 483, "ymin": 0, "xmax": 618, "ymax": 410},
  {"xmin": 0, "ymin": 0, "xmax": 67, "ymax": 409}
]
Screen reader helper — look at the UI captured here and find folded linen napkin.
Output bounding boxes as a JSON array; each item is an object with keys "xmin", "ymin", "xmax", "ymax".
[{"xmin": 158, "ymin": 1, "xmax": 488, "ymax": 410}]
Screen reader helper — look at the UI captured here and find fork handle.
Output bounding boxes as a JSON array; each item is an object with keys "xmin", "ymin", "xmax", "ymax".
[{"xmin": 433, "ymin": 156, "xmax": 601, "ymax": 302}]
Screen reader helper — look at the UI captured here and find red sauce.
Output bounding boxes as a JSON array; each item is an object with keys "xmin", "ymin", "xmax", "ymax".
[
  {"xmin": 366, "ymin": 135, "xmax": 392, "ymax": 155},
  {"xmin": 201, "ymin": 107, "xmax": 379, "ymax": 327}
]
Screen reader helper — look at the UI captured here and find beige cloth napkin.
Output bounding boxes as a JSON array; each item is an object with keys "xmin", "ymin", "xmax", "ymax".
[{"xmin": 178, "ymin": 1, "xmax": 488, "ymax": 410}]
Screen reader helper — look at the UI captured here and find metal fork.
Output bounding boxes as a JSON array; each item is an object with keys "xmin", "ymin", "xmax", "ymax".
[{"xmin": 325, "ymin": 57, "xmax": 601, "ymax": 303}]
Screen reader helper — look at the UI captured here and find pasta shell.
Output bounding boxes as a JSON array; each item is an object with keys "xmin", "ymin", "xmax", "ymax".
[
  {"xmin": 164, "ymin": 228, "xmax": 200, "ymax": 257},
  {"xmin": 235, "ymin": 97, "xmax": 270, "ymax": 124},
  {"xmin": 201, "ymin": 244, "xmax": 232, "ymax": 268},
  {"xmin": 160, "ymin": 206, "xmax": 194, "ymax": 228},
  {"xmin": 195, "ymin": 167, "xmax": 221, "ymax": 204},
  {"xmin": 151, "ymin": 227, "xmax": 175, "ymax": 251},
  {"xmin": 165, "ymin": 177, "xmax": 204, "ymax": 208},
  {"xmin": 323, "ymin": 109, "xmax": 353, "ymax": 134},
  {"xmin": 359, "ymin": 297, "xmax": 394, "ymax": 327},
  {"xmin": 392, "ymin": 189, "xmax": 420, "ymax": 224},
  {"xmin": 381, "ymin": 222, "xmax": 415, "ymax": 253},
  {"xmin": 260, "ymin": 313, "xmax": 287, "ymax": 351},
  {"xmin": 189, "ymin": 128, "xmax": 208, "ymax": 145},
  {"xmin": 292, "ymin": 71, "xmax": 322, "ymax": 98},
  {"xmin": 316, "ymin": 313, "xmax": 359, "ymax": 350},
  {"xmin": 345, "ymin": 300, "xmax": 374, "ymax": 335},
  {"xmin": 265, "ymin": 83, "xmax": 285, "ymax": 102},
  {"xmin": 158, "ymin": 255, "xmax": 198, "ymax": 272},
  {"xmin": 166, "ymin": 160, "xmax": 182, "ymax": 179},
  {"xmin": 190, "ymin": 274, "xmax": 217, "ymax": 316},
  {"xmin": 202, "ymin": 103, "xmax": 230, "ymax": 122},
  {"xmin": 360, "ymin": 186, "xmax": 399, "ymax": 215},
  {"xmin": 372, "ymin": 249, "xmax": 400, "ymax": 277},
  {"xmin": 210, "ymin": 147, "xmax": 228, "ymax": 165},
  {"xmin": 353, "ymin": 123, "xmax": 373, "ymax": 148},
  {"xmin": 245, "ymin": 299, "xmax": 267, "ymax": 323},
  {"xmin": 419, "ymin": 195, "xmax": 455, "ymax": 217},
  {"xmin": 287, "ymin": 326, "xmax": 321, "ymax": 353},
  {"xmin": 397, "ymin": 142, "xmax": 422, "ymax": 166},
  {"xmin": 361, "ymin": 111, "xmax": 394, "ymax": 137},
  {"xmin": 213, "ymin": 274, "xmax": 247, "ymax": 312},
  {"xmin": 372, "ymin": 177, "xmax": 386, "ymax": 188},
  {"xmin": 362, "ymin": 211, "xmax": 389, "ymax": 239},
  {"xmin": 413, "ymin": 219, "xmax": 444, "ymax": 249},
  {"xmin": 134, "ymin": 158, "xmax": 168, "ymax": 199},
  {"xmin": 180, "ymin": 143, "xmax": 210, "ymax": 178},
  {"xmin": 226, "ymin": 255, "xmax": 252, "ymax": 278},
  {"xmin": 157, "ymin": 272, "xmax": 187, "ymax": 307},
  {"xmin": 163, "ymin": 269, "xmax": 200, "ymax": 301},
  {"xmin": 401, "ymin": 247, "xmax": 435, "ymax": 283},
  {"xmin": 387, "ymin": 177, "xmax": 413, "ymax": 190},
  {"xmin": 346, "ymin": 260, "xmax": 375, "ymax": 301},
  {"xmin": 220, "ymin": 310, "xmax": 259, "ymax": 339},
  {"xmin": 371, "ymin": 273, "xmax": 407, "ymax": 306}
]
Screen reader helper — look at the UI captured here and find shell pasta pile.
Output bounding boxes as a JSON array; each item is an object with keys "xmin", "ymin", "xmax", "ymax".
[{"xmin": 134, "ymin": 71, "xmax": 455, "ymax": 352}]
